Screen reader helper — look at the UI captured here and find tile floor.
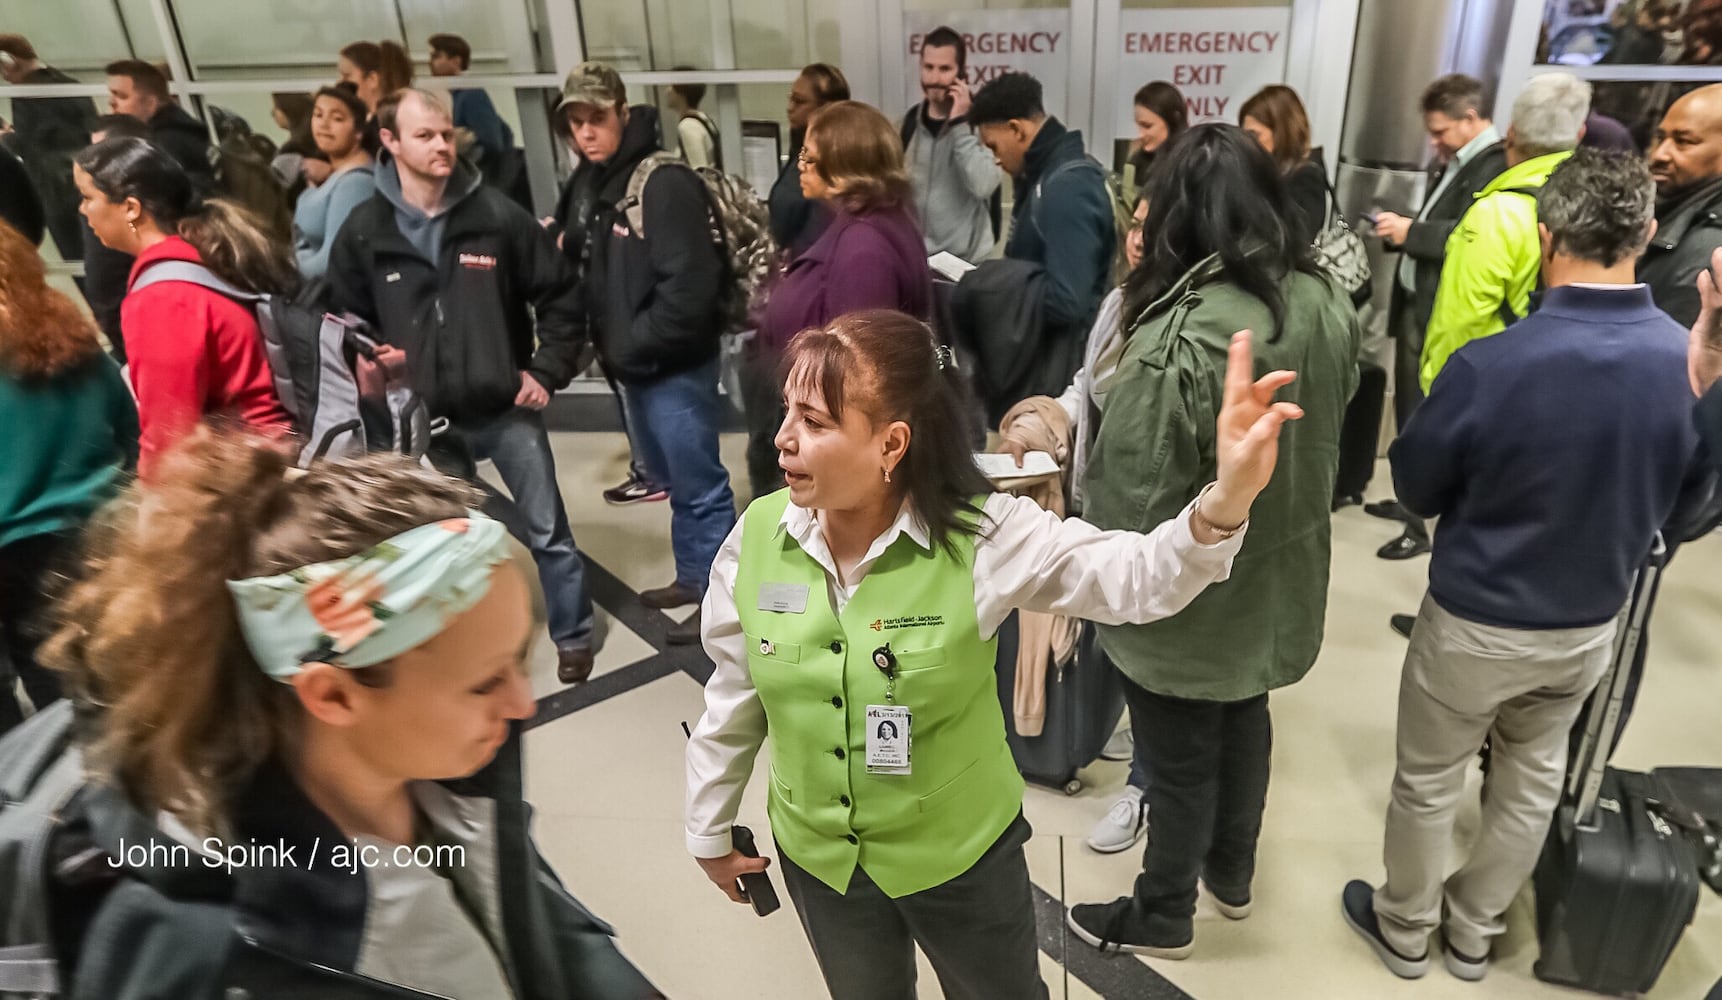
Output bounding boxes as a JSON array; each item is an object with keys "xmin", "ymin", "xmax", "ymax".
[{"xmin": 515, "ymin": 431, "xmax": 1722, "ymax": 1000}]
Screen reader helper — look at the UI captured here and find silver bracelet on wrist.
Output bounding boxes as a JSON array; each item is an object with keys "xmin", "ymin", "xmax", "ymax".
[{"xmin": 1193, "ymin": 482, "xmax": 1246, "ymax": 539}]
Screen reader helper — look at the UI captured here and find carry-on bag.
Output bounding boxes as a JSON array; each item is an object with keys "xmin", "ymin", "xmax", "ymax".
[
  {"xmin": 1533, "ymin": 535, "xmax": 1701, "ymax": 996},
  {"xmin": 993, "ymin": 618, "xmax": 1125, "ymax": 795}
]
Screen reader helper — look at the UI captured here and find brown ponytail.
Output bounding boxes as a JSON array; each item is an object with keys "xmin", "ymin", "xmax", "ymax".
[
  {"xmin": 45, "ymin": 427, "xmax": 478, "ymax": 835},
  {"xmin": 377, "ymin": 40, "xmax": 414, "ymax": 98},
  {"xmin": 179, "ymin": 198, "xmax": 297, "ymax": 296}
]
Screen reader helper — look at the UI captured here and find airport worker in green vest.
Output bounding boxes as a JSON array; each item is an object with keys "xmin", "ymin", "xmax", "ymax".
[{"xmin": 685, "ymin": 308, "xmax": 1303, "ymax": 999}]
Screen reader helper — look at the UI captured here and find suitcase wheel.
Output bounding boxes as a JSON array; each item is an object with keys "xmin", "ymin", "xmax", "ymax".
[{"xmin": 1063, "ymin": 778, "xmax": 1083, "ymax": 796}]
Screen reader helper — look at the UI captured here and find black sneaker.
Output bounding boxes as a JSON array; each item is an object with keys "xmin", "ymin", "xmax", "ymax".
[
  {"xmin": 603, "ymin": 474, "xmax": 668, "ymax": 506},
  {"xmin": 1341, "ymin": 880, "xmax": 1429, "ymax": 979},
  {"xmin": 1066, "ymin": 898, "xmax": 1194, "ymax": 960},
  {"xmin": 1443, "ymin": 940, "xmax": 1489, "ymax": 982},
  {"xmin": 1201, "ymin": 878, "xmax": 1252, "ymax": 920}
]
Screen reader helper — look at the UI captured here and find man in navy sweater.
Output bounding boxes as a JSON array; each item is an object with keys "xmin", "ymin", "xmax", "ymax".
[{"xmin": 1342, "ymin": 150, "xmax": 1703, "ymax": 983}]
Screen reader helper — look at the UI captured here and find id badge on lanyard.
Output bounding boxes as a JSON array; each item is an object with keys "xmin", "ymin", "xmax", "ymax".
[{"xmin": 866, "ymin": 643, "xmax": 911, "ymax": 775}]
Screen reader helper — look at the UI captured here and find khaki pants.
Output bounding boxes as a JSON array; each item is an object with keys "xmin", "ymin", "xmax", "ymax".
[{"xmin": 1375, "ymin": 594, "xmax": 1615, "ymax": 958}]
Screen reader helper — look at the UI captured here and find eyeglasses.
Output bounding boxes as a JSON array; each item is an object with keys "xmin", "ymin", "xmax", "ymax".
[{"xmin": 797, "ymin": 150, "xmax": 818, "ymax": 170}]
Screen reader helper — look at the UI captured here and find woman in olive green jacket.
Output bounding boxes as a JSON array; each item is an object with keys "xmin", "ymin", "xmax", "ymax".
[{"xmin": 1070, "ymin": 124, "xmax": 1361, "ymax": 958}]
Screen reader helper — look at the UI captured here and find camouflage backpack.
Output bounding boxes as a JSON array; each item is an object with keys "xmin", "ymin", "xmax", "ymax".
[{"xmin": 622, "ymin": 153, "xmax": 777, "ymax": 334}]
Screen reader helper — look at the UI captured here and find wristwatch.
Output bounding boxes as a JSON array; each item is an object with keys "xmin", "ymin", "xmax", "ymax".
[{"xmin": 1193, "ymin": 482, "xmax": 1246, "ymax": 540}]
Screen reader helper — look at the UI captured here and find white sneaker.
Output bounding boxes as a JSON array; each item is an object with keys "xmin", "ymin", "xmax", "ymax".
[
  {"xmin": 1086, "ymin": 786, "xmax": 1148, "ymax": 854},
  {"xmin": 1099, "ymin": 726, "xmax": 1134, "ymax": 762}
]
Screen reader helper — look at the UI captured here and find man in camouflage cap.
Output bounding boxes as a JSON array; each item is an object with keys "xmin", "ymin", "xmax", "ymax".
[{"xmin": 549, "ymin": 62, "xmax": 735, "ymax": 646}]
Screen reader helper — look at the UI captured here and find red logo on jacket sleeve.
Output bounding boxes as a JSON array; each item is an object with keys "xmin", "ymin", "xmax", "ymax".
[{"xmin": 459, "ymin": 253, "xmax": 498, "ymax": 270}]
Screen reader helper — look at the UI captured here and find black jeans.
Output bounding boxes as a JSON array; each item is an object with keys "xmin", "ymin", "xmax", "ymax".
[
  {"xmin": 738, "ymin": 346, "xmax": 785, "ymax": 501},
  {"xmin": 1124, "ymin": 681, "xmax": 1273, "ymax": 920},
  {"xmin": 778, "ymin": 812, "xmax": 1047, "ymax": 1000},
  {"xmin": 0, "ymin": 531, "xmax": 73, "ymax": 733}
]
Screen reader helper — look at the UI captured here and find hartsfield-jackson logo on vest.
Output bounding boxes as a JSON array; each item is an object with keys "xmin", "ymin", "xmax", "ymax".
[{"xmin": 870, "ymin": 615, "xmax": 945, "ymax": 632}]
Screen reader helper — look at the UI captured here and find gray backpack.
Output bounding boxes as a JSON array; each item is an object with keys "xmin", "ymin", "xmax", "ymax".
[
  {"xmin": 129, "ymin": 261, "xmax": 434, "ymax": 466},
  {"xmin": 0, "ymin": 701, "xmax": 88, "ymax": 997}
]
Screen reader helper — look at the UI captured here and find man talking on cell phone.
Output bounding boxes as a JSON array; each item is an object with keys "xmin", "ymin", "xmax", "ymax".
[{"xmin": 902, "ymin": 26, "xmax": 1001, "ymax": 262}]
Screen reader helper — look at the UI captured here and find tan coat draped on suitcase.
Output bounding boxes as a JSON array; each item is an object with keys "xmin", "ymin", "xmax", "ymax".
[{"xmin": 994, "ymin": 396, "xmax": 1081, "ymax": 736}]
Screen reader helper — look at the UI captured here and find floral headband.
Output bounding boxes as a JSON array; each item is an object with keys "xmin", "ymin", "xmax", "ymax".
[{"xmin": 227, "ymin": 513, "xmax": 510, "ymax": 682}]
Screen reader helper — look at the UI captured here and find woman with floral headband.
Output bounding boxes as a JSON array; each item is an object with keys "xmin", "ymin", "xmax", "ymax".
[{"xmin": 21, "ymin": 428, "xmax": 661, "ymax": 999}]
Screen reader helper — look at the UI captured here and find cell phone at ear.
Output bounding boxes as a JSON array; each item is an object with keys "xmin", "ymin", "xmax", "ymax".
[{"xmin": 731, "ymin": 824, "xmax": 781, "ymax": 917}]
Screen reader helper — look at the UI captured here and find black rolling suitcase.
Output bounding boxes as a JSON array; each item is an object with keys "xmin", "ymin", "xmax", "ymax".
[
  {"xmin": 1333, "ymin": 360, "xmax": 1386, "ymax": 507},
  {"xmin": 993, "ymin": 617, "xmax": 1125, "ymax": 795},
  {"xmin": 1533, "ymin": 535, "xmax": 1701, "ymax": 996}
]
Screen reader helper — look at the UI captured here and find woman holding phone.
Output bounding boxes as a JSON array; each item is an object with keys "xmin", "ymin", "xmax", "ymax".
[{"xmin": 686, "ymin": 308, "xmax": 1305, "ymax": 999}]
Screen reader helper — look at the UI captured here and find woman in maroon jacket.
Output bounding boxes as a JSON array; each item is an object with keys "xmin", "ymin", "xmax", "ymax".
[
  {"xmin": 74, "ymin": 136, "xmax": 294, "ymax": 479},
  {"xmin": 745, "ymin": 100, "xmax": 934, "ymax": 497}
]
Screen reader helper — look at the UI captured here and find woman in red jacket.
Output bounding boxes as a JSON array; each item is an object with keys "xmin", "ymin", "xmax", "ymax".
[{"xmin": 74, "ymin": 136, "xmax": 294, "ymax": 478}]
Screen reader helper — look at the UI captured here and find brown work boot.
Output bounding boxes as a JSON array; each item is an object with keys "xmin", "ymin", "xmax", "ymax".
[
  {"xmin": 667, "ymin": 609, "xmax": 703, "ymax": 646},
  {"xmin": 641, "ymin": 582, "xmax": 700, "ymax": 609},
  {"xmin": 557, "ymin": 647, "xmax": 594, "ymax": 684}
]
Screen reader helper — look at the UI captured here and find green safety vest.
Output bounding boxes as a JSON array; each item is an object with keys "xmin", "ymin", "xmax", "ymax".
[{"xmin": 733, "ymin": 491, "xmax": 1025, "ymax": 898}]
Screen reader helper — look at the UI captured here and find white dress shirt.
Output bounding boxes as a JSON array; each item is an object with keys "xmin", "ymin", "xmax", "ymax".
[{"xmin": 684, "ymin": 491, "xmax": 1245, "ymax": 858}]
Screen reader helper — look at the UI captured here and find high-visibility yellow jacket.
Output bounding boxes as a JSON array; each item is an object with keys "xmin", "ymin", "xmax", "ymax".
[{"xmin": 1420, "ymin": 150, "xmax": 1573, "ymax": 392}]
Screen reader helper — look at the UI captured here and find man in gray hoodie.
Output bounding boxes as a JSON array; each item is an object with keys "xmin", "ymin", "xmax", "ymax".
[{"xmin": 903, "ymin": 26, "xmax": 1001, "ymax": 262}]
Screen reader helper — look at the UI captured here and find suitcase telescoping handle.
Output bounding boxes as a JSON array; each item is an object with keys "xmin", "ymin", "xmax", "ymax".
[{"xmin": 1569, "ymin": 533, "xmax": 1668, "ymax": 828}]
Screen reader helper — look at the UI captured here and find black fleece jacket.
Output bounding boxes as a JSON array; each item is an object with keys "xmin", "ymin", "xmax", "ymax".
[
  {"xmin": 328, "ymin": 155, "xmax": 585, "ymax": 424},
  {"xmin": 553, "ymin": 105, "xmax": 726, "ymax": 383}
]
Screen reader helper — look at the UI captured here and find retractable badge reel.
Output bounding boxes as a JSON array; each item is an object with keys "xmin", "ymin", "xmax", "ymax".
[{"xmin": 866, "ymin": 643, "xmax": 911, "ymax": 775}]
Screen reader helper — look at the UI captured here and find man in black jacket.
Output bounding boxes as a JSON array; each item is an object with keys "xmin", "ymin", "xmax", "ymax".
[
  {"xmin": 328, "ymin": 89, "xmax": 598, "ymax": 684},
  {"xmin": 1643, "ymin": 83, "xmax": 1722, "ymax": 328},
  {"xmin": 552, "ymin": 62, "xmax": 734, "ymax": 646},
  {"xmin": 0, "ymin": 34, "xmax": 96, "ymax": 261},
  {"xmin": 103, "ymin": 59, "xmax": 213, "ymax": 191},
  {"xmin": 1371, "ymin": 74, "xmax": 1508, "ymax": 570},
  {"xmin": 966, "ymin": 72, "xmax": 1115, "ymax": 414}
]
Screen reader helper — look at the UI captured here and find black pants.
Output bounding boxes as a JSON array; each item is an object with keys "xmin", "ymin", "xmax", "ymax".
[
  {"xmin": 738, "ymin": 346, "xmax": 785, "ymax": 501},
  {"xmin": 1391, "ymin": 301, "xmax": 1427, "ymax": 433},
  {"xmin": 1124, "ymin": 681, "xmax": 1272, "ymax": 920},
  {"xmin": 778, "ymin": 812, "xmax": 1047, "ymax": 1000},
  {"xmin": 0, "ymin": 531, "xmax": 73, "ymax": 733},
  {"xmin": 1391, "ymin": 303, "xmax": 1430, "ymax": 547}
]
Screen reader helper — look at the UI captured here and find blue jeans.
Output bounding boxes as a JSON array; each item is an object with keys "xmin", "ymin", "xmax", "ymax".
[
  {"xmin": 621, "ymin": 360, "xmax": 737, "ymax": 591},
  {"xmin": 617, "ymin": 388, "xmax": 668, "ymax": 492},
  {"xmin": 465, "ymin": 408, "xmax": 595, "ymax": 652}
]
